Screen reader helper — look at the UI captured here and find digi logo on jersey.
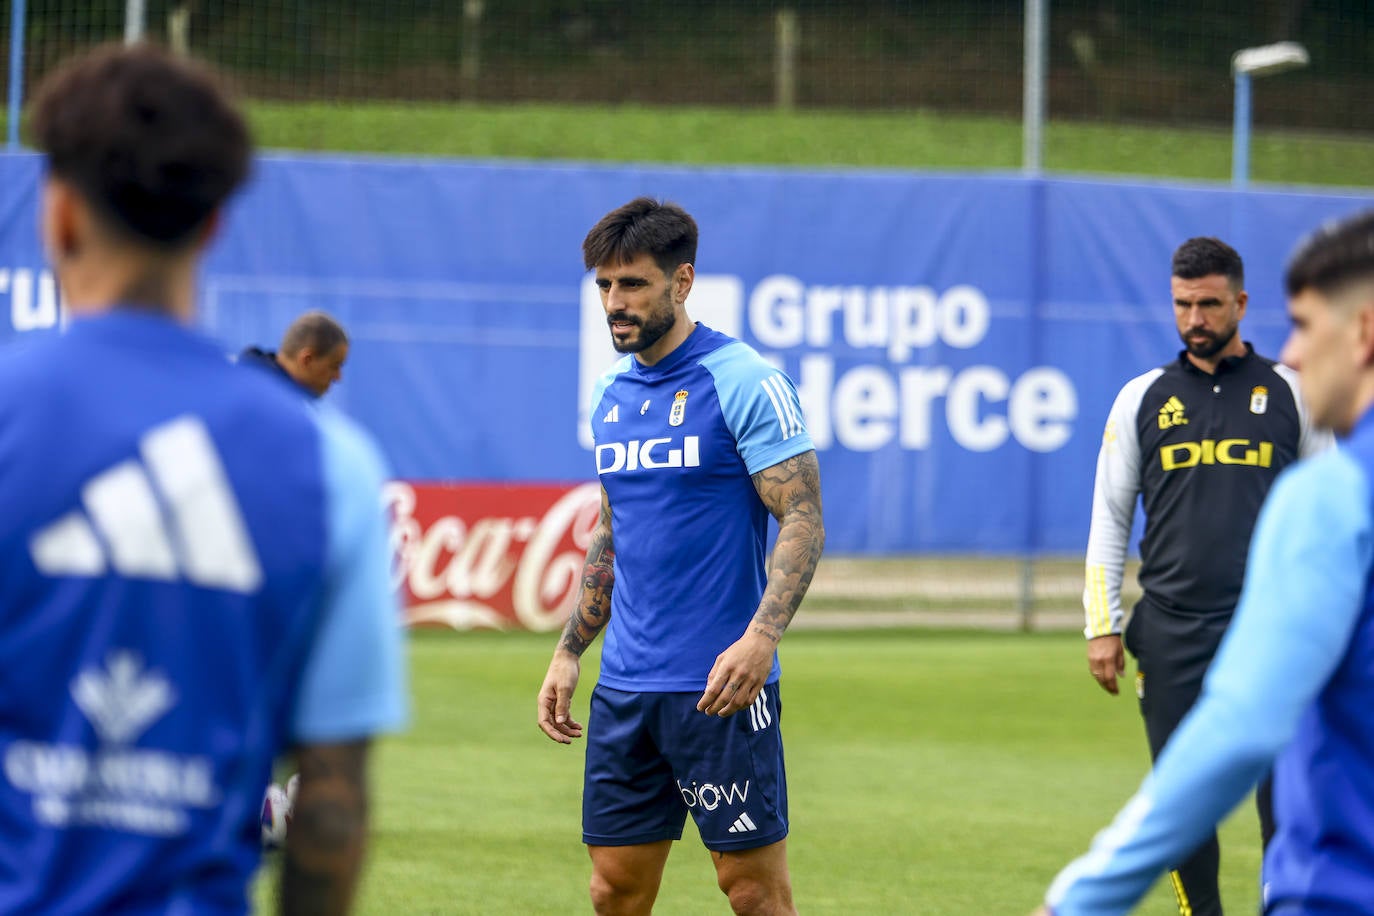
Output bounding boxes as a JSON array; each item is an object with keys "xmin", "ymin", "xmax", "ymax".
[
  {"xmin": 1160, "ymin": 438, "xmax": 1274, "ymax": 471},
  {"xmin": 596, "ymin": 436, "xmax": 701, "ymax": 474}
]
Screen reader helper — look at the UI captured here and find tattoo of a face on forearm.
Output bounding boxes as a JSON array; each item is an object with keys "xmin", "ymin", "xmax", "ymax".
[
  {"xmin": 560, "ymin": 498, "xmax": 616, "ymax": 656},
  {"xmin": 751, "ymin": 451, "xmax": 825, "ymax": 641}
]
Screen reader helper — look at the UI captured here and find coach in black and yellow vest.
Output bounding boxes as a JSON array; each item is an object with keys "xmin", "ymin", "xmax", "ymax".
[{"xmin": 1079, "ymin": 237, "xmax": 1330, "ymax": 916}]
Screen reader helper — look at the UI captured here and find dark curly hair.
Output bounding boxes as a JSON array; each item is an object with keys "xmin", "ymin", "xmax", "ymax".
[
  {"xmin": 29, "ymin": 42, "xmax": 252, "ymax": 249},
  {"xmin": 582, "ymin": 197, "xmax": 698, "ymax": 277}
]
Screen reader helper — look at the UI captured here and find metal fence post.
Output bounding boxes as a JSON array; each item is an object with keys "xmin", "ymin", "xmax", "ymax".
[
  {"xmin": 775, "ymin": 9, "xmax": 798, "ymax": 111},
  {"xmin": 7, "ymin": 0, "xmax": 26, "ymax": 151},
  {"xmin": 1022, "ymin": 0, "xmax": 1047, "ymax": 174},
  {"xmin": 461, "ymin": 0, "xmax": 484, "ymax": 101},
  {"xmin": 168, "ymin": 4, "xmax": 193, "ymax": 56},
  {"xmin": 125, "ymin": 0, "xmax": 147, "ymax": 44},
  {"xmin": 1019, "ymin": 144, "xmax": 1051, "ymax": 631}
]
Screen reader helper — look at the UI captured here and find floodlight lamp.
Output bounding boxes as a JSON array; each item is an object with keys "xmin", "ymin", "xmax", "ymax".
[{"xmin": 1232, "ymin": 42, "xmax": 1309, "ymax": 78}]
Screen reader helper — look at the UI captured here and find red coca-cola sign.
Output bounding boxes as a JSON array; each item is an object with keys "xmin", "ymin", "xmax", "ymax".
[{"xmin": 385, "ymin": 481, "xmax": 601, "ymax": 631}]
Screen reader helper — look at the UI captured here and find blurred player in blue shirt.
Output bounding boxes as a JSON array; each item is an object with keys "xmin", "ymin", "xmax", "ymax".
[
  {"xmin": 537, "ymin": 198, "xmax": 825, "ymax": 915},
  {"xmin": 1038, "ymin": 208, "xmax": 1374, "ymax": 915},
  {"xmin": 0, "ymin": 44, "xmax": 406, "ymax": 913}
]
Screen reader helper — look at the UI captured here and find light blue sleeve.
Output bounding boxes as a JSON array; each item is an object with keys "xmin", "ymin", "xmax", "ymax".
[
  {"xmin": 291, "ymin": 408, "xmax": 410, "ymax": 743},
  {"xmin": 588, "ymin": 357, "xmax": 634, "ymax": 428},
  {"xmin": 701, "ymin": 342, "xmax": 814, "ymax": 474},
  {"xmin": 1047, "ymin": 447, "xmax": 1374, "ymax": 915}
]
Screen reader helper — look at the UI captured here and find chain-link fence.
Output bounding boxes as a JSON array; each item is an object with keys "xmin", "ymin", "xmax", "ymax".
[{"xmin": 4, "ymin": 2, "xmax": 1372, "ymax": 133}]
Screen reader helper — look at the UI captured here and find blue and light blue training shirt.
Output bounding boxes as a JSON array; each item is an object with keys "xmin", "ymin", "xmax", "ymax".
[
  {"xmin": 0, "ymin": 310, "xmax": 407, "ymax": 913},
  {"xmin": 588, "ymin": 323, "xmax": 814, "ymax": 692},
  {"xmin": 1047, "ymin": 406, "xmax": 1374, "ymax": 915}
]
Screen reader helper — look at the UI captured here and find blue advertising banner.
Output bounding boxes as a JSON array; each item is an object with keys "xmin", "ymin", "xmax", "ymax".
[{"xmin": 1, "ymin": 151, "xmax": 1370, "ymax": 553}]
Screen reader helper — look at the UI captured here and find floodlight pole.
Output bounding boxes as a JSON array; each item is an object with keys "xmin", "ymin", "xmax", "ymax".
[
  {"xmin": 1231, "ymin": 73, "xmax": 1252, "ymax": 187},
  {"xmin": 1231, "ymin": 42, "xmax": 1308, "ymax": 188}
]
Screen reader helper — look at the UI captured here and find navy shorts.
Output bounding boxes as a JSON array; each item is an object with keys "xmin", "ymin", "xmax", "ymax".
[{"xmin": 582, "ymin": 683, "xmax": 789, "ymax": 852}]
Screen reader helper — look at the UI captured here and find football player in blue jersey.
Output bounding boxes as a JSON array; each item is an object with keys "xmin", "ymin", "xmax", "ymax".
[
  {"xmin": 1037, "ymin": 208, "xmax": 1374, "ymax": 915},
  {"xmin": 0, "ymin": 44, "xmax": 406, "ymax": 913},
  {"xmin": 537, "ymin": 198, "xmax": 825, "ymax": 915}
]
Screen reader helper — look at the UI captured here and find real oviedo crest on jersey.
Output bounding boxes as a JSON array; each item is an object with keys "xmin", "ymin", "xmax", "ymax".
[
  {"xmin": 1250, "ymin": 386, "xmax": 1268, "ymax": 415},
  {"xmin": 669, "ymin": 389, "xmax": 689, "ymax": 427}
]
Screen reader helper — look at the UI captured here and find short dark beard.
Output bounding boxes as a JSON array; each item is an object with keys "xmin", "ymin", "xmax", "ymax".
[
  {"xmin": 1181, "ymin": 324, "xmax": 1237, "ymax": 361},
  {"xmin": 609, "ymin": 291, "xmax": 677, "ymax": 354}
]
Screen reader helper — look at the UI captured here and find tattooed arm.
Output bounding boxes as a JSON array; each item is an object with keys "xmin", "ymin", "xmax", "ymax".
[
  {"xmin": 748, "ymin": 450, "xmax": 825, "ymax": 643},
  {"xmin": 557, "ymin": 485, "xmax": 616, "ymax": 657},
  {"xmin": 281, "ymin": 739, "xmax": 370, "ymax": 916},
  {"xmin": 697, "ymin": 450, "xmax": 825, "ymax": 717},
  {"xmin": 537, "ymin": 486, "xmax": 615, "ymax": 743}
]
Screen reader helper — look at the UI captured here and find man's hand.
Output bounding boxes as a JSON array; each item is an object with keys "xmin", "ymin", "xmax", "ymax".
[
  {"xmin": 1088, "ymin": 634, "xmax": 1125, "ymax": 695},
  {"xmin": 1028, "ymin": 907, "xmax": 1053, "ymax": 916},
  {"xmin": 537, "ymin": 650, "xmax": 584, "ymax": 743},
  {"xmin": 697, "ymin": 630, "xmax": 776, "ymax": 717}
]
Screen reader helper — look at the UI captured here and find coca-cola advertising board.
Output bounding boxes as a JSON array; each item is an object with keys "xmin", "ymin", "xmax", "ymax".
[{"xmin": 387, "ymin": 481, "xmax": 601, "ymax": 631}]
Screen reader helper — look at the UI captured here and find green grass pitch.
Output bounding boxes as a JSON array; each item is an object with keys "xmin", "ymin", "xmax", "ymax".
[
  {"xmin": 243, "ymin": 102, "xmax": 1374, "ymax": 190},
  {"xmin": 11, "ymin": 101, "xmax": 1368, "ymax": 187},
  {"xmin": 253, "ymin": 628, "xmax": 1263, "ymax": 914}
]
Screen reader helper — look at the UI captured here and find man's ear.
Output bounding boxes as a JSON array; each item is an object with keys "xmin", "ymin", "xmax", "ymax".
[
  {"xmin": 41, "ymin": 180, "xmax": 85, "ymax": 263},
  {"xmin": 673, "ymin": 262, "xmax": 695, "ymax": 306},
  {"xmin": 195, "ymin": 209, "xmax": 222, "ymax": 248},
  {"xmin": 1356, "ymin": 302, "xmax": 1374, "ymax": 367}
]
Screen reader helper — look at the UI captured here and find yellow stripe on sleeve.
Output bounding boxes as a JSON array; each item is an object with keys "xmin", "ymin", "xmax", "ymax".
[{"xmin": 1084, "ymin": 563, "xmax": 1113, "ymax": 636}]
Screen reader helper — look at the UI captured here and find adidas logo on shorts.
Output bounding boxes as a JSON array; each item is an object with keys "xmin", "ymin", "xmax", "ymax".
[
  {"xmin": 727, "ymin": 812, "xmax": 757, "ymax": 834},
  {"xmin": 747, "ymin": 689, "xmax": 773, "ymax": 733}
]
